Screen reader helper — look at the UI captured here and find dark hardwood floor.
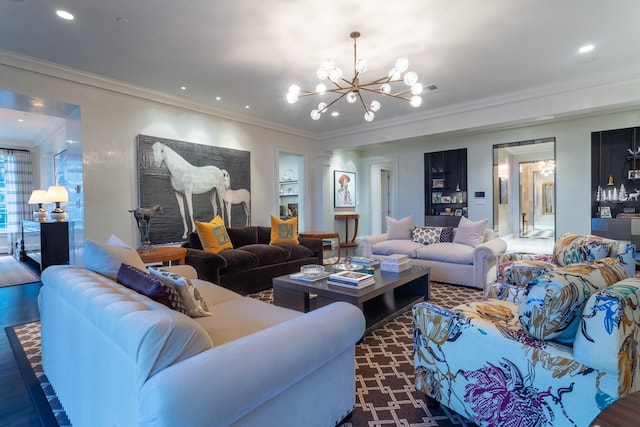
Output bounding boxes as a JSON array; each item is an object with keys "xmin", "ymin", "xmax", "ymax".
[{"xmin": 0, "ymin": 282, "xmax": 42, "ymax": 427}]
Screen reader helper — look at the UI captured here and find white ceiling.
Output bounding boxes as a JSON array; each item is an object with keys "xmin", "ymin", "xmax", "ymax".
[{"xmin": 1, "ymin": 0, "xmax": 640, "ymax": 140}]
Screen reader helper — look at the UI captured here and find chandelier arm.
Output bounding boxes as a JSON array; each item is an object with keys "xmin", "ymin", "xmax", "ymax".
[
  {"xmin": 321, "ymin": 92, "xmax": 350, "ymax": 112},
  {"xmin": 356, "ymin": 91, "xmax": 370, "ymax": 113},
  {"xmin": 357, "ymin": 87, "xmax": 413, "ymax": 101}
]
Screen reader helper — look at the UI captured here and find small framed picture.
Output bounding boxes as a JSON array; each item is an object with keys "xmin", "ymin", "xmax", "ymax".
[
  {"xmin": 628, "ymin": 170, "xmax": 640, "ymax": 179},
  {"xmin": 432, "ymin": 192, "xmax": 442, "ymax": 203},
  {"xmin": 600, "ymin": 206, "xmax": 612, "ymax": 218},
  {"xmin": 432, "ymin": 178, "xmax": 445, "ymax": 188},
  {"xmin": 455, "ymin": 209, "xmax": 463, "ymax": 216},
  {"xmin": 441, "ymin": 195, "xmax": 452, "ymax": 203}
]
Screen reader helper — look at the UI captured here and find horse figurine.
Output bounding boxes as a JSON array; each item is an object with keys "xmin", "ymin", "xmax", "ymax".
[
  {"xmin": 221, "ymin": 169, "xmax": 251, "ymax": 226},
  {"xmin": 129, "ymin": 204, "xmax": 162, "ymax": 252},
  {"xmin": 152, "ymin": 141, "xmax": 227, "ymax": 238}
]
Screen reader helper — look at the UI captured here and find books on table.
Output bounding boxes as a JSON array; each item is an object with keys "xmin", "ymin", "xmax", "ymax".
[
  {"xmin": 289, "ymin": 271, "xmax": 331, "ymax": 282},
  {"xmin": 327, "ymin": 270, "xmax": 375, "ymax": 289},
  {"xmin": 349, "ymin": 256, "xmax": 380, "ymax": 267},
  {"xmin": 380, "ymin": 254, "xmax": 412, "ymax": 272}
]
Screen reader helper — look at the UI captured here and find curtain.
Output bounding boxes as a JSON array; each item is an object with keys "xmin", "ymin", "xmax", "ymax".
[{"xmin": 3, "ymin": 149, "xmax": 33, "ymax": 249}]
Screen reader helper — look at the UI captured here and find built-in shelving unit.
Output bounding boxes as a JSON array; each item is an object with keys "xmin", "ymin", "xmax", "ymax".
[{"xmin": 424, "ymin": 148, "xmax": 467, "ymax": 226}]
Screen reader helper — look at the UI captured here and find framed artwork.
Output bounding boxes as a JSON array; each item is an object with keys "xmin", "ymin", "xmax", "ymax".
[
  {"xmin": 542, "ymin": 182, "xmax": 554, "ymax": 215},
  {"xmin": 499, "ymin": 177, "xmax": 508, "ymax": 204},
  {"xmin": 600, "ymin": 206, "xmax": 612, "ymax": 218},
  {"xmin": 455, "ymin": 209, "xmax": 463, "ymax": 216},
  {"xmin": 432, "ymin": 192, "xmax": 442, "ymax": 203},
  {"xmin": 441, "ymin": 195, "xmax": 452, "ymax": 203},
  {"xmin": 334, "ymin": 170, "xmax": 356, "ymax": 208},
  {"xmin": 432, "ymin": 178, "xmax": 445, "ymax": 188},
  {"xmin": 628, "ymin": 170, "xmax": 640, "ymax": 179},
  {"xmin": 137, "ymin": 134, "xmax": 251, "ymax": 244}
]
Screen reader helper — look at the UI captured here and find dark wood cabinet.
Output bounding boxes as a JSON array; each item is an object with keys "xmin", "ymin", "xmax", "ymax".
[
  {"xmin": 424, "ymin": 148, "xmax": 467, "ymax": 225},
  {"xmin": 591, "ymin": 127, "xmax": 640, "ymax": 219},
  {"xmin": 21, "ymin": 220, "xmax": 69, "ymax": 271}
]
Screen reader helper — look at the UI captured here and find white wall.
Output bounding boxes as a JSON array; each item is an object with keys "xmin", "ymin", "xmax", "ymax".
[{"xmin": 1, "ymin": 59, "xmax": 318, "ymax": 247}]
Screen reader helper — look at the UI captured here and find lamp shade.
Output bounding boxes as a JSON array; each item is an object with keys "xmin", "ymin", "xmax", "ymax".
[
  {"xmin": 45, "ymin": 186, "xmax": 69, "ymax": 203},
  {"xmin": 28, "ymin": 190, "xmax": 48, "ymax": 205}
]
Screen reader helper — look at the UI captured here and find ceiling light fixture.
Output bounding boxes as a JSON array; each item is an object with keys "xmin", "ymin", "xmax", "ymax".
[
  {"xmin": 286, "ymin": 31, "xmax": 423, "ymax": 122},
  {"xmin": 579, "ymin": 44, "xmax": 594, "ymax": 54},
  {"xmin": 56, "ymin": 9, "xmax": 74, "ymax": 20}
]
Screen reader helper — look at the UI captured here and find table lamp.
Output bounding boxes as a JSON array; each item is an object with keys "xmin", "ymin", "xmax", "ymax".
[
  {"xmin": 28, "ymin": 189, "xmax": 48, "ymax": 221},
  {"xmin": 45, "ymin": 186, "xmax": 69, "ymax": 221}
]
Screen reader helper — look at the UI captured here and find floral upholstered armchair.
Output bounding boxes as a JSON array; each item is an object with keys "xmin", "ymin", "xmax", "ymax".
[
  {"xmin": 484, "ymin": 233, "xmax": 636, "ymax": 303},
  {"xmin": 413, "ymin": 255, "xmax": 640, "ymax": 425}
]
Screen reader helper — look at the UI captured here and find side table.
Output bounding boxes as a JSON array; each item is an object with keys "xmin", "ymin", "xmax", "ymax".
[
  {"xmin": 299, "ymin": 231, "xmax": 340, "ymax": 264},
  {"xmin": 589, "ymin": 390, "xmax": 640, "ymax": 426},
  {"xmin": 334, "ymin": 213, "xmax": 359, "ymax": 247},
  {"xmin": 138, "ymin": 246, "xmax": 187, "ymax": 266}
]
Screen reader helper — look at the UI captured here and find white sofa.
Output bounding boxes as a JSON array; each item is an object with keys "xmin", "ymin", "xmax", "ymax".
[
  {"xmin": 39, "ymin": 263, "xmax": 365, "ymax": 427},
  {"xmin": 360, "ymin": 217, "xmax": 507, "ymax": 289}
]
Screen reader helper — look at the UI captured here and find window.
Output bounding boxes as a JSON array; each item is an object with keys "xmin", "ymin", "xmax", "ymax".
[{"xmin": 0, "ymin": 155, "xmax": 6, "ymax": 231}]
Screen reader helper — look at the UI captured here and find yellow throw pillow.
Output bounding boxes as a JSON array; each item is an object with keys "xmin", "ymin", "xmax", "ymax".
[
  {"xmin": 195, "ymin": 216, "xmax": 233, "ymax": 253},
  {"xmin": 270, "ymin": 215, "xmax": 299, "ymax": 245}
]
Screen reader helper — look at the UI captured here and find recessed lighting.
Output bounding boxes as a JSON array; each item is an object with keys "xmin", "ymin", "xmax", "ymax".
[
  {"xmin": 18, "ymin": 118, "xmax": 24, "ymax": 122},
  {"xmin": 579, "ymin": 44, "xmax": 594, "ymax": 54},
  {"xmin": 245, "ymin": 105, "xmax": 250, "ymax": 109},
  {"xmin": 215, "ymin": 96, "xmax": 221, "ymax": 101},
  {"xmin": 56, "ymin": 9, "xmax": 74, "ymax": 20},
  {"xmin": 180, "ymin": 86, "xmax": 187, "ymax": 90},
  {"xmin": 116, "ymin": 17, "xmax": 128, "ymax": 24},
  {"xmin": 331, "ymin": 111, "xmax": 339, "ymax": 117}
]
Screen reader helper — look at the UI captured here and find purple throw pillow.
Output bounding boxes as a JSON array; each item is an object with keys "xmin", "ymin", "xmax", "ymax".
[{"xmin": 116, "ymin": 263, "xmax": 186, "ymax": 314}]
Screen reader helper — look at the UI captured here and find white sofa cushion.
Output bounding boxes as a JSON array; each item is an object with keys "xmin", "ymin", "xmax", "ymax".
[
  {"xmin": 415, "ymin": 242, "xmax": 474, "ymax": 265},
  {"xmin": 386, "ymin": 215, "xmax": 413, "ymax": 240},
  {"xmin": 453, "ymin": 217, "xmax": 488, "ymax": 247},
  {"xmin": 371, "ymin": 239, "xmax": 423, "ymax": 257},
  {"xmin": 83, "ymin": 238, "xmax": 148, "ymax": 280}
]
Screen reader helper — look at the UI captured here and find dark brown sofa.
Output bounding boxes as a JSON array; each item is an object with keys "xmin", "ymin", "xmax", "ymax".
[{"xmin": 182, "ymin": 225, "xmax": 323, "ymax": 295}]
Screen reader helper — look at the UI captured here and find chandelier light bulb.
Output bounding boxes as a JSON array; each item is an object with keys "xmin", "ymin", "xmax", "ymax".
[
  {"xmin": 370, "ymin": 100, "xmax": 381, "ymax": 112},
  {"xmin": 395, "ymin": 58, "xmax": 409, "ymax": 73},
  {"xmin": 311, "ymin": 109, "xmax": 321, "ymax": 120},
  {"xmin": 328, "ymin": 67, "xmax": 343, "ymax": 82},
  {"xmin": 388, "ymin": 69, "xmax": 402, "ymax": 81},
  {"xmin": 318, "ymin": 102, "xmax": 328, "ymax": 112},
  {"xmin": 411, "ymin": 83, "xmax": 423, "ymax": 95},
  {"xmin": 288, "ymin": 84, "xmax": 301, "ymax": 95},
  {"xmin": 355, "ymin": 58, "xmax": 368, "ymax": 73},
  {"xmin": 380, "ymin": 83, "xmax": 391, "ymax": 94},
  {"xmin": 321, "ymin": 59, "xmax": 335, "ymax": 71},
  {"xmin": 410, "ymin": 95, "xmax": 422, "ymax": 107},
  {"xmin": 364, "ymin": 111, "xmax": 375, "ymax": 122},
  {"xmin": 316, "ymin": 68, "xmax": 329, "ymax": 80},
  {"xmin": 404, "ymin": 71, "xmax": 418, "ymax": 86},
  {"xmin": 286, "ymin": 92, "xmax": 299, "ymax": 104},
  {"xmin": 315, "ymin": 83, "xmax": 327, "ymax": 93},
  {"xmin": 347, "ymin": 91, "xmax": 358, "ymax": 103}
]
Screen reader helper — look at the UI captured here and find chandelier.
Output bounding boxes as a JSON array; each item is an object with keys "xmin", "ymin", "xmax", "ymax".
[
  {"xmin": 286, "ymin": 31, "xmax": 424, "ymax": 122},
  {"xmin": 537, "ymin": 159, "xmax": 556, "ymax": 176}
]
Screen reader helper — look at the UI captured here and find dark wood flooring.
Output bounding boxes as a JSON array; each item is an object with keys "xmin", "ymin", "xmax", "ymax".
[{"xmin": 0, "ymin": 282, "xmax": 43, "ymax": 427}]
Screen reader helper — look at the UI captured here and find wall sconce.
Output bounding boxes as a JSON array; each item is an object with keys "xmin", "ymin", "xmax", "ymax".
[
  {"xmin": 45, "ymin": 186, "xmax": 69, "ymax": 221},
  {"xmin": 28, "ymin": 189, "xmax": 48, "ymax": 221}
]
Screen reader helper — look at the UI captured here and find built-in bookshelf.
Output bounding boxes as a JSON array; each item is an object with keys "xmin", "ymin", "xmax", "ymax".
[{"xmin": 424, "ymin": 148, "xmax": 467, "ymax": 225}]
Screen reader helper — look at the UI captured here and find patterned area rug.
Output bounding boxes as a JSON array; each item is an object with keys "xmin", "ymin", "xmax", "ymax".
[
  {"xmin": 0, "ymin": 255, "xmax": 40, "ymax": 288},
  {"xmin": 7, "ymin": 282, "xmax": 482, "ymax": 426}
]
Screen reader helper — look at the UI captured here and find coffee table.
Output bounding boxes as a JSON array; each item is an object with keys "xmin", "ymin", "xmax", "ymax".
[{"xmin": 273, "ymin": 265, "xmax": 430, "ymax": 334}]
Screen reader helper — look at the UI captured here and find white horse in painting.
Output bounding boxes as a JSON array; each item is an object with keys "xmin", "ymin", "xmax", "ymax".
[
  {"xmin": 221, "ymin": 169, "xmax": 251, "ymax": 226},
  {"xmin": 152, "ymin": 142, "xmax": 226, "ymax": 238}
]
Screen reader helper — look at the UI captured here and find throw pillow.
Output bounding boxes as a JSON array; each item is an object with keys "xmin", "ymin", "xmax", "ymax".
[
  {"xmin": 270, "ymin": 215, "xmax": 299, "ymax": 245},
  {"xmin": 439, "ymin": 226, "xmax": 454, "ymax": 243},
  {"xmin": 148, "ymin": 267, "xmax": 211, "ymax": 317},
  {"xmin": 412, "ymin": 226, "xmax": 443, "ymax": 245},
  {"xmin": 117, "ymin": 264, "xmax": 187, "ymax": 314},
  {"xmin": 195, "ymin": 216, "xmax": 233, "ymax": 253},
  {"xmin": 386, "ymin": 215, "xmax": 412, "ymax": 240},
  {"xmin": 453, "ymin": 216, "xmax": 488, "ymax": 248},
  {"xmin": 83, "ymin": 238, "xmax": 148, "ymax": 280}
]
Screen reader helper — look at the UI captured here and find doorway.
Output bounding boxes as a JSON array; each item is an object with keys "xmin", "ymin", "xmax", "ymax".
[
  {"xmin": 278, "ymin": 151, "xmax": 304, "ymax": 231},
  {"xmin": 493, "ymin": 138, "xmax": 555, "ymax": 251}
]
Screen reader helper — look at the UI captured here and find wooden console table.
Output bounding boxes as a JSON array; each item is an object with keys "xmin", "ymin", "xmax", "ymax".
[
  {"xmin": 138, "ymin": 246, "xmax": 186, "ymax": 266},
  {"xmin": 334, "ymin": 213, "xmax": 359, "ymax": 248}
]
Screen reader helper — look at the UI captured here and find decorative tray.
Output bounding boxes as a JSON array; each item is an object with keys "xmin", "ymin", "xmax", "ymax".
[{"xmin": 333, "ymin": 263, "xmax": 364, "ymax": 271}]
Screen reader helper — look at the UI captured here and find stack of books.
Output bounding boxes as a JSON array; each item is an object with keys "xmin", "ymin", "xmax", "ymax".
[
  {"xmin": 349, "ymin": 256, "xmax": 380, "ymax": 268},
  {"xmin": 380, "ymin": 254, "xmax": 412, "ymax": 273},
  {"xmin": 327, "ymin": 270, "xmax": 375, "ymax": 289}
]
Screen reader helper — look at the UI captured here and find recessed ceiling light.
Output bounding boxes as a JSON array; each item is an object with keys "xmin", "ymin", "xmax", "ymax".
[
  {"xmin": 18, "ymin": 118, "xmax": 24, "ymax": 122},
  {"xmin": 180, "ymin": 86, "xmax": 187, "ymax": 90},
  {"xmin": 579, "ymin": 44, "xmax": 594, "ymax": 54},
  {"xmin": 116, "ymin": 17, "xmax": 128, "ymax": 24},
  {"xmin": 215, "ymin": 96, "xmax": 221, "ymax": 101},
  {"xmin": 56, "ymin": 9, "xmax": 74, "ymax": 20},
  {"xmin": 331, "ymin": 111, "xmax": 339, "ymax": 117},
  {"xmin": 245, "ymin": 105, "xmax": 250, "ymax": 109}
]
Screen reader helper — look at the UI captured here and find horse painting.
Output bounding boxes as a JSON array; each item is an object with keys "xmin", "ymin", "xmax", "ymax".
[
  {"xmin": 221, "ymin": 169, "xmax": 251, "ymax": 226},
  {"xmin": 152, "ymin": 141, "xmax": 226, "ymax": 238}
]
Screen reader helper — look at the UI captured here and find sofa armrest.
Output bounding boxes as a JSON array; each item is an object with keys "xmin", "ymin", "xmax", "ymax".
[
  {"xmin": 298, "ymin": 236, "xmax": 324, "ymax": 264},
  {"xmin": 157, "ymin": 264, "xmax": 199, "ymax": 280},
  {"xmin": 574, "ymin": 277, "xmax": 640, "ymax": 395},
  {"xmin": 183, "ymin": 248, "xmax": 227, "ymax": 284},
  {"xmin": 471, "ymin": 237, "xmax": 507, "ymax": 285},
  {"xmin": 359, "ymin": 233, "xmax": 388, "ymax": 257},
  {"xmin": 138, "ymin": 301, "xmax": 366, "ymax": 426}
]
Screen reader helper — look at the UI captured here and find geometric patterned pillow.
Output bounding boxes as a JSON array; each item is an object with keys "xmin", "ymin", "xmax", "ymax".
[
  {"xmin": 439, "ymin": 227, "xmax": 454, "ymax": 243},
  {"xmin": 148, "ymin": 267, "xmax": 211, "ymax": 317},
  {"xmin": 518, "ymin": 258, "xmax": 626, "ymax": 343},
  {"xmin": 116, "ymin": 263, "xmax": 187, "ymax": 314},
  {"xmin": 412, "ymin": 226, "xmax": 443, "ymax": 245}
]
